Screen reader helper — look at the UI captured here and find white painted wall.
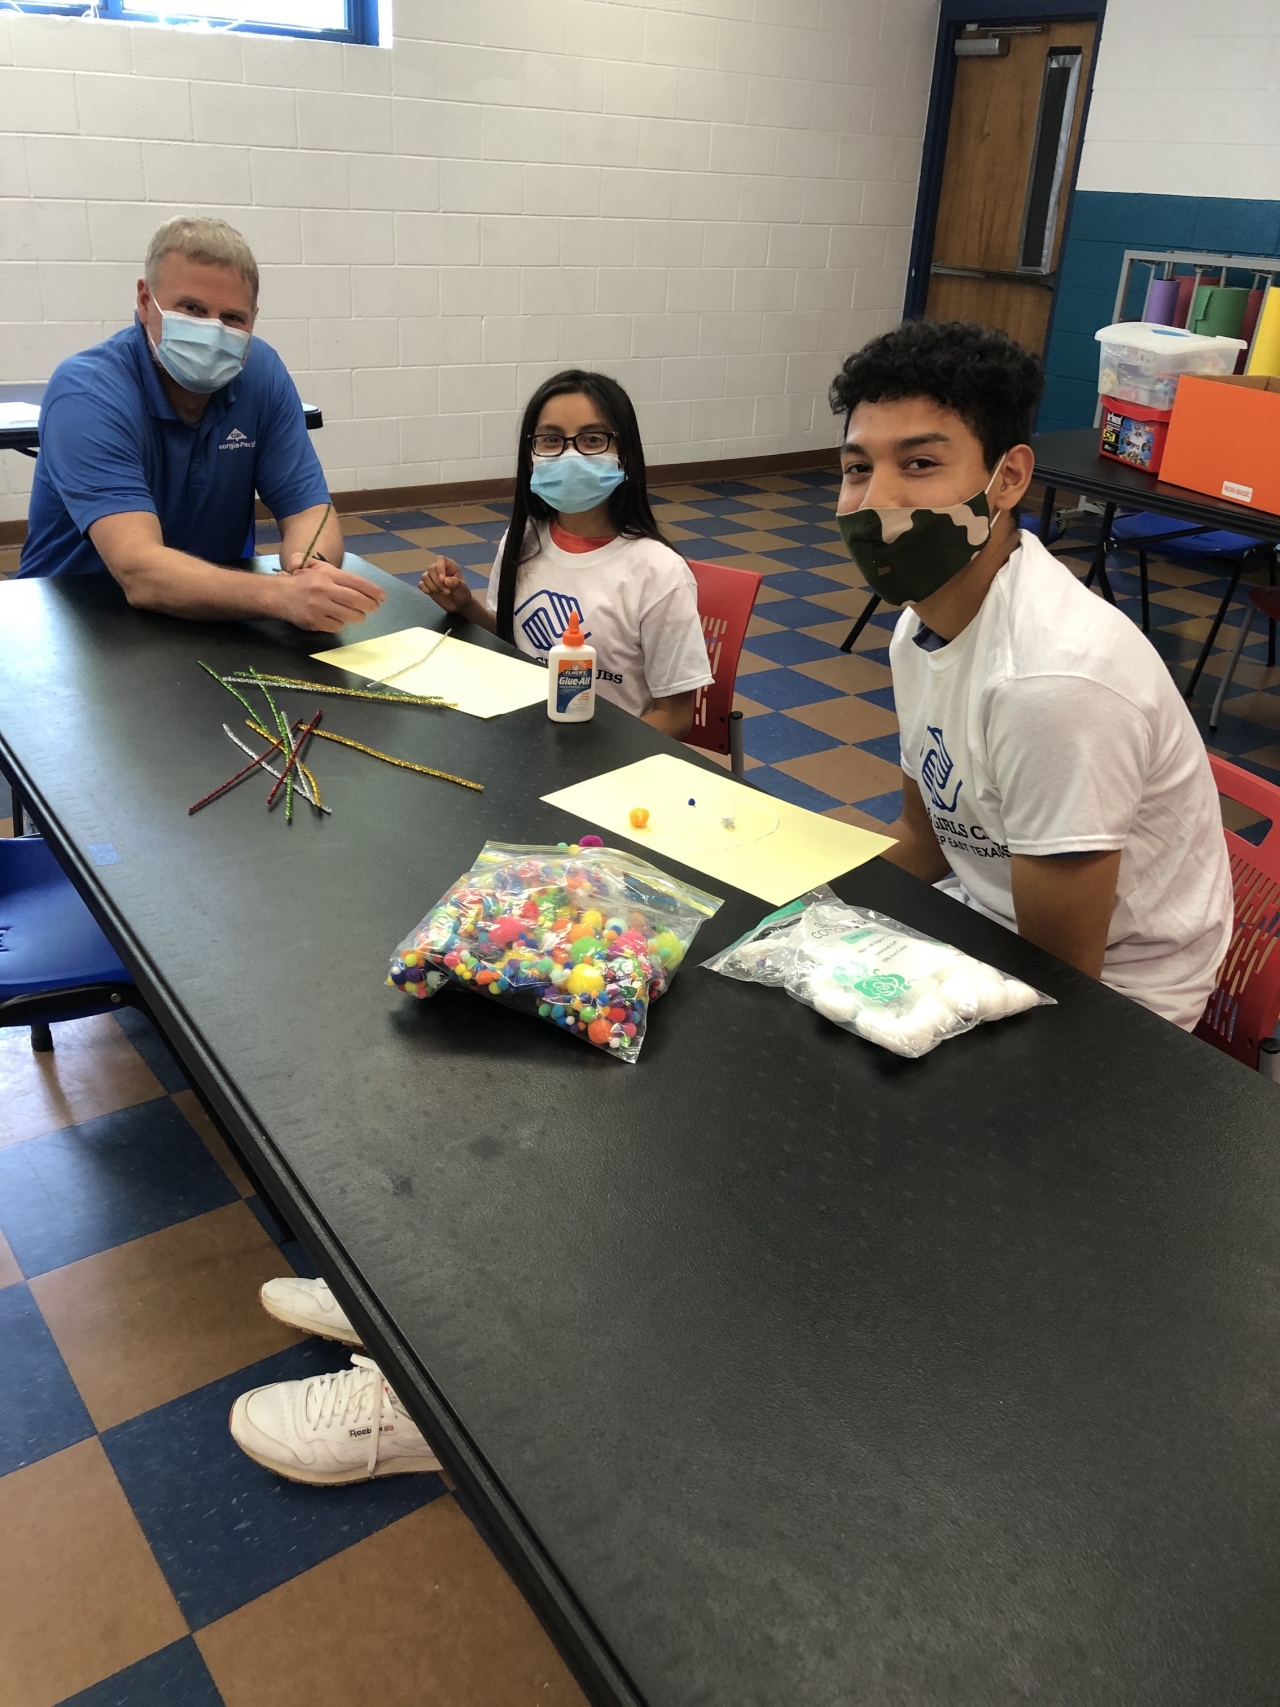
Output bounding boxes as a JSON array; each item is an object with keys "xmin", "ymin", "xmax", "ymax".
[
  {"xmin": 0, "ymin": 0, "xmax": 938, "ymax": 524},
  {"xmin": 1076, "ymin": 0, "xmax": 1280, "ymax": 199}
]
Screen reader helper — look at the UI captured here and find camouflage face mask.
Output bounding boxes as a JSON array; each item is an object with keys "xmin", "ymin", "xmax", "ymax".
[{"xmin": 837, "ymin": 461, "xmax": 1006, "ymax": 606}]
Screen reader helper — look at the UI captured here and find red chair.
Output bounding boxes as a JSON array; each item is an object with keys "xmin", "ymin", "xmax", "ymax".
[
  {"xmin": 685, "ymin": 559, "xmax": 762, "ymax": 779},
  {"xmin": 1194, "ymin": 754, "xmax": 1280, "ymax": 1069}
]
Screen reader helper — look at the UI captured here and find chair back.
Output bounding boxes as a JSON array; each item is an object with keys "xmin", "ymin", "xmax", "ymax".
[
  {"xmin": 684, "ymin": 559, "xmax": 762, "ymax": 758},
  {"xmin": 1195, "ymin": 755, "xmax": 1280, "ymax": 1068}
]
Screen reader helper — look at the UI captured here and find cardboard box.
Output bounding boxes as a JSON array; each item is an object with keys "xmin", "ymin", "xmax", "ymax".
[
  {"xmin": 1098, "ymin": 394, "xmax": 1171, "ymax": 474},
  {"xmin": 1160, "ymin": 373, "xmax": 1280, "ymax": 513}
]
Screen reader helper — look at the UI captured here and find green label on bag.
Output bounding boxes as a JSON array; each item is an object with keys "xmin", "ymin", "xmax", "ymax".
[{"xmin": 852, "ymin": 973, "xmax": 910, "ymax": 1004}]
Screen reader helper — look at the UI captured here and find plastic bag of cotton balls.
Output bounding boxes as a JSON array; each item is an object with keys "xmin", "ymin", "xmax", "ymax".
[
  {"xmin": 700, "ymin": 887, "xmax": 830, "ymax": 986},
  {"xmin": 705, "ymin": 891, "xmax": 1051, "ymax": 1058}
]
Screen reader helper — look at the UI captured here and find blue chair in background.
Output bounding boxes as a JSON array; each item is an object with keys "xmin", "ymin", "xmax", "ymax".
[{"xmin": 0, "ymin": 804, "xmax": 138, "ymax": 1053}]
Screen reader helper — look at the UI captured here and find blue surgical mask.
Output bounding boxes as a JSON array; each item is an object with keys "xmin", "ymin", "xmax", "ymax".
[
  {"xmin": 147, "ymin": 308, "xmax": 250, "ymax": 395},
  {"xmin": 529, "ymin": 450, "xmax": 625, "ymax": 514}
]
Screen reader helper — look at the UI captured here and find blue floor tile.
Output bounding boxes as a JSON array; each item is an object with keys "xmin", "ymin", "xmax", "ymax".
[
  {"xmin": 858, "ymin": 685, "xmax": 897, "ymax": 713},
  {"xmin": 855, "ymin": 732, "xmax": 903, "ymax": 765},
  {"xmin": 868, "ymin": 610, "xmax": 900, "ymax": 630},
  {"xmin": 113, "ymin": 1008, "xmax": 188, "ymax": 1093},
  {"xmin": 750, "ymin": 766, "xmax": 843, "ymax": 814},
  {"xmin": 752, "ymin": 544, "xmax": 853, "ymax": 572},
  {"xmin": 743, "ymin": 630, "xmax": 840, "ymax": 667},
  {"xmin": 0, "ymin": 1284, "xmax": 95, "ymax": 1475},
  {"xmin": 56, "ymin": 1639, "xmax": 223, "ymax": 1707},
  {"xmin": 357, "ymin": 510, "xmax": 435, "ymax": 530},
  {"xmin": 856, "ymin": 789, "xmax": 904, "ymax": 824},
  {"xmin": 739, "ymin": 668, "xmax": 842, "ymax": 711},
  {"xmin": 103, "ymin": 1342, "xmax": 447, "ymax": 1629},
  {"xmin": 342, "ymin": 532, "xmax": 419, "ymax": 555},
  {"xmin": 742, "ymin": 713, "xmax": 842, "ymax": 765},
  {"xmin": 763, "ymin": 522, "xmax": 844, "ymax": 546},
  {"xmin": 761, "ymin": 569, "xmax": 847, "ymax": 598},
  {"xmin": 457, "ymin": 519, "xmax": 510, "ymax": 540},
  {"xmin": 858, "ymin": 645, "xmax": 891, "ymax": 667},
  {"xmin": 0, "ymin": 1098, "xmax": 238, "ymax": 1277},
  {"xmin": 756, "ymin": 596, "xmax": 848, "ymax": 631}
]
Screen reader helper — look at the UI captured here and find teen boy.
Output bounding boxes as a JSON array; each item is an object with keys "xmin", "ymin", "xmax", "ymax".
[{"xmin": 830, "ymin": 318, "xmax": 1231, "ymax": 1029}]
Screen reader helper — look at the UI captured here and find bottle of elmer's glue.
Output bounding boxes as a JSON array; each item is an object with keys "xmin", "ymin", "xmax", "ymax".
[{"xmin": 547, "ymin": 610, "xmax": 596, "ymax": 722}]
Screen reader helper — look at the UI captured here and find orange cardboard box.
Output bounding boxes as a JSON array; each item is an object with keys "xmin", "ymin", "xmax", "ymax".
[{"xmin": 1160, "ymin": 373, "xmax": 1280, "ymax": 515}]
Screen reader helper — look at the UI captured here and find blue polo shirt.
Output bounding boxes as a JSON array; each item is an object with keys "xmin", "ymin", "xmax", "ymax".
[{"xmin": 19, "ymin": 319, "xmax": 330, "ymax": 578}]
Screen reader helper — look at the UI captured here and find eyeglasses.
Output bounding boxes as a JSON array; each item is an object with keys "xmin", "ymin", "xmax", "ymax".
[{"xmin": 528, "ymin": 430, "xmax": 617, "ymax": 459}]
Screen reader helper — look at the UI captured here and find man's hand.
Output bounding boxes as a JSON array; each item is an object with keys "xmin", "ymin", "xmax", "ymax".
[
  {"xmin": 271, "ymin": 557, "xmax": 385, "ymax": 633},
  {"xmin": 419, "ymin": 555, "xmax": 471, "ymax": 613}
]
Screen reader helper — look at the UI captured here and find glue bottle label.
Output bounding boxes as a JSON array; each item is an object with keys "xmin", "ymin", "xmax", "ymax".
[{"xmin": 554, "ymin": 659, "xmax": 594, "ymax": 716}]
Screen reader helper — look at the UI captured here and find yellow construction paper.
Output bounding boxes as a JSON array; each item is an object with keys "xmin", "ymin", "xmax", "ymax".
[
  {"xmin": 312, "ymin": 627, "xmax": 546, "ymax": 720},
  {"xmin": 1247, "ymin": 287, "xmax": 1280, "ymax": 377},
  {"xmin": 542, "ymin": 754, "xmax": 896, "ymax": 905}
]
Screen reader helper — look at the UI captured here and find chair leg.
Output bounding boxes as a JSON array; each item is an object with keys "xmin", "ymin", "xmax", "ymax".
[
  {"xmin": 30, "ymin": 1022, "xmax": 54, "ymax": 1053},
  {"xmin": 839, "ymin": 592, "xmax": 881, "ymax": 655},
  {"xmin": 1186, "ymin": 559, "xmax": 1246, "ymax": 700},
  {"xmin": 1209, "ymin": 606, "xmax": 1256, "ymax": 730},
  {"xmin": 1139, "ymin": 550, "xmax": 1150, "ymax": 633},
  {"xmin": 728, "ymin": 710, "xmax": 745, "ymax": 780},
  {"xmin": 1082, "ymin": 503, "xmax": 1117, "ymax": 604},
  {"xmin": 1037, "ymin": 485, "xmax": 1056, "ymax": 543}
]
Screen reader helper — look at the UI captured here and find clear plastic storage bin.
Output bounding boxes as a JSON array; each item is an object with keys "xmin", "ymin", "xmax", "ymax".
[{"xmin": 1095, "ymin": 322, "xmax": 1246, "ymax": 411}]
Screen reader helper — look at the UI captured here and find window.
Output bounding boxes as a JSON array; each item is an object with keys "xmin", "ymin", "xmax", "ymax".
[
  {"xmin": 8, "ymin": 0, "xmax": 378, "ymax": 45},
  {"xmin": 1017, "ymin": 48, "xmax": 1083, "ymax": 276}
]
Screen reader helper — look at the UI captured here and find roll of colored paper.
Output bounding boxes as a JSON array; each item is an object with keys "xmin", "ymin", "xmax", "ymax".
[
  {"xmin": 1189, "ymin": 285, "xmax": 1250, "ymax": 339},
  {"xmin": 1246, "ymin": 287, "xmax": 1280, "ymax": 377},
  {"xmin": 1236, "ymin": 288, "xmax": 1265, "ymax": 371},
  {"xmin": 1171, "ymin": 275, "xmax": 1196, "ymax": 327},
  {"xmin": 1143, "ymin": 277, "xmax": 1179, "ymax": 324}
]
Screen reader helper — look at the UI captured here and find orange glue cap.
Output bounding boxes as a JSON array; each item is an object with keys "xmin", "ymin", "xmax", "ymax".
[{"xmin": 562, "ymin": 610, "xmax": 585, "ymax": 646}]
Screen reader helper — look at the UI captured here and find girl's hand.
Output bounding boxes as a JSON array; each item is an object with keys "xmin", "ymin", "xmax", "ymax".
[{"xmin": 419, "ymin": 554, "xmax": 471, "ymax": 613}]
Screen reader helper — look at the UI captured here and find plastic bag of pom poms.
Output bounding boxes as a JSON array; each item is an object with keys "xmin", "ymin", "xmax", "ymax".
[
  {"xmin": 704, "ymin": 891, "xmax": 1053, "ymax": 1058},
  {"xmin": 388, "ymin": 841, "xmax": 722, "ymax": 1063}
]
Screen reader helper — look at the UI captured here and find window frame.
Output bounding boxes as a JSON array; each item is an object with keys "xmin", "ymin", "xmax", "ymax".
[{"xmin": 7, "ymin": 0, "xmax": 378, "ymax": 47}]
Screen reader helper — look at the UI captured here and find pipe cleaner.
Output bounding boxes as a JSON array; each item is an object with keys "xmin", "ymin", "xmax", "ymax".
[{"xmin": 246, "ymin": 718, "xmax": 482, "ymax": 793}]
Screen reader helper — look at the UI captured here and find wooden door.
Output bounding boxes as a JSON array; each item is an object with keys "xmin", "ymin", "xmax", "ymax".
[{"xmin": 925, "ymin": 20, "xmax": 1097, "ymax": 354}]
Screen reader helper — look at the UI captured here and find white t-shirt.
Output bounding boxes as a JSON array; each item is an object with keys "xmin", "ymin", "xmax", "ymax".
[
  {"xmin": 891, "ymin": 529, "xmax": 1232, "ymax": 1029},
  {"xmin": 486, "ymin": 525, "xmax": 712, "ymax": 719}
]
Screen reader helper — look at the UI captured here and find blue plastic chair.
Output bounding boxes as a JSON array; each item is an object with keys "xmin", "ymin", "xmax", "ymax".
[{"xmin": 0, "ymin": 830, "xmax": 137, "ymax": 1053}]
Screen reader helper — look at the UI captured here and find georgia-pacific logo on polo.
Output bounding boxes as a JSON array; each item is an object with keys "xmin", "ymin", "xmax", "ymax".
[{"xmin": 218, "ymin": 427, "xmax": 256, "ymax": 451}]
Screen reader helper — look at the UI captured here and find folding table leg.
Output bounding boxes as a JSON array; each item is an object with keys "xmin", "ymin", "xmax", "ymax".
[
  {"xmin": 1139, "ymin": 550, "xmax": 1149, "ymax": 633},
  {"xmin": 1269, "ymin": 552, "xmax": 1276, "ymax": 669},
  {"xmin": 1186, "ymin": 559, "xmax": 1246, "ymax": 700},
  {"xmin": 1037, "ymin": 485, "xmax": 1056, "ymax": 543},
  {"xmin": 839, "ymin": 592, "xmax": 881, "ymax": 655},
  {"xmin": 1082, "ymin": 503, "xmax": 1117, "ymax": 604},
  {"xmin": 1209, "ymin": 605, "xmax": 1257, "ymax": 730}
]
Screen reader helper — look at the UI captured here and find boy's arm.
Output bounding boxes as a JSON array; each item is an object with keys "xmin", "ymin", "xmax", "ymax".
[
  {"xmin": 1010, "ymin": 850, "xmax": 1121, "ymax": 979},
  {"xmin": 879, "ymin": 772, "xmax": 951, "ymax": 883}
]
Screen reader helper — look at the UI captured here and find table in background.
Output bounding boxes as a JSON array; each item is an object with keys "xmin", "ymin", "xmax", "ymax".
[
  {"xmin": 0, "ymin": 380, "xmax": 323, "ymax": 457},
  {"xmin": 1031, "ymin": 427, "xmax": 1280, "ymax": 690},
  {"xmin": 1, "ymin": 567, "xmax": 1278, "ymax": 1707}
]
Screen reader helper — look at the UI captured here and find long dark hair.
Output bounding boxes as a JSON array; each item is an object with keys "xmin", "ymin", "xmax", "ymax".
[{"xmin": 494, "ymin": 369, "xmax": 668, "ymax": 645}]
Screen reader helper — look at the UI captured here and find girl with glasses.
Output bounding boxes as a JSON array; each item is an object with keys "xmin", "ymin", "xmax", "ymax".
[{"xmin": 420, "ymin": 368, "xmax": 711, "ymax": 737}]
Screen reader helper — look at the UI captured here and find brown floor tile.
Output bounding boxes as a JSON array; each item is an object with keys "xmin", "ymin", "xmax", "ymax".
[
  {"xmin": 1220, "ymin": 796, "xmax": 1270, "ymax": 835},
  {"xmin": 785, "ymin": 695, "xmax": 899, "ymax": 744},
  {"xmin": 732, "ymin": 693, "xmax": 769, "ymax": 717},
  {"xmin": 341, "ymin": 515, "xmax": 385, "ymax": 536},
  {"xmin": 0, "ymin": 1013, "xmax": 165, "ymax": 1150},
  {"xmin": 0, "ymin": 815, "xmax": 12, "ymax": 837},
  {"xmin": 648, "ymin": 483, "xmax": 716, "ymax": 502},
  {"xmin": 724, "ymin": 491, "xmax": 807, "ymax": 510},
  {"xmin": 701, "ymin": 551, "xmax": 799, "ymax": 576},
  {"xmin": 1149, "ymin": 587, "xmax": 1235, "ymax": 618},
  {"xmin": 753, "ymin": 582, "xmax": 790, "ymax": 604},
  {"xmin": 711, "ymin": 529, "xmax": 807, "ymax": 554},
  {"xmin": 826, "ymin": 803, "xmax": 902, "ymax": 835},
  {"xmin": 172, "ymin": 1088, "xmax": 253, "ymax": 1195},
  {"xmin": 743, "ymin": 473, "xmax": 817, "ymax": 492},
  {"xmin": 1211, "ymin": 689, "xmax": 1280, "ymax": 732},
  {"xmin": 1197, "ymin": 656, "xmax": 1280, "ymax": 691},
  {"xmin": 392, "ymin": 525, "xmax": 483, "ymax": 548},
  {"xmin": 197, "ymin": 1497, "xmax": 587, "ymax": 1707},
  {"xmin": 720, "ymin": 509, "xmax": 808, "ymax": 529},
  {"xmin": 0, "ymin": 1227, "xmax": 21, "ymax": 1289},
  {"xmin": 792, "ymin": 652, "xmax": 893, "ymax": 694},
  {"xmin": 732, "ymin": 649, "xmax": 779, "ymax": 676},
  {"xmin": 423, "ymin": 504, "xmax": 507, "ymax": 524},
  {"xmin": 648, "ymin": 502, "xmax": 710, "ymax": 521},
  {"xmin": 805, "ymin": 585, "xmax": 879, "ymax": 617},
  {"xmin": 0, "ymin": 549, "xmax": 21, "ymax": 580},
  {"xmin": 775, "ymin": 744, "xmax": 902, "ymax": 805},
  {"xmin": 1158, "ymin": 615, "xmax": 1217, "ymax": 643},
  {"xmin": 810, "ymin": 539, "xmax": 860, "ymax": 560},
  {"xmin": 0, "ymin": 1438, "xmax": 187, "ymax": 1707},
  {"xmin": 697, "ymin": 747, "xmax": 763, "ymax": 771},
  {"xmin": 360, "ymin": 549, "xmax": 438, "ymax": 578},
  {"xmin": 745, "ymin": 613, "xmax": 783, "ymax": 637},
  {"xmin": 1239, "ymin": 743, "xmax": 1280, "ymax": 770},
  {"xmin": 662, "ymin": 523, "xmax": 701, "ymax": 543},
  {"xmin": 1141, "ymin": 562, "xmax": 1215, "ymax": 588},
  {"xmin": 30, "ymin": 1202, "xmax": 306, "ymax": 1430},
  {"xmin": 800, "ymin": 617, "xmax": 865, "ymax": 647}
]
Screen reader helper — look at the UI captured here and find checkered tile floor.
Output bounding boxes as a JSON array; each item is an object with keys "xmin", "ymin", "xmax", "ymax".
[{"xmin": 3, "ymin": 469, "xmax": 1279, "ymax": 1704}]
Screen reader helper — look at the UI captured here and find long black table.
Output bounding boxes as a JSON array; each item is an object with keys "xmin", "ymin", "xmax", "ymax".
[{"xmin": 2, "ymin": 567, "xmax": 1279, "ymax": 1707}]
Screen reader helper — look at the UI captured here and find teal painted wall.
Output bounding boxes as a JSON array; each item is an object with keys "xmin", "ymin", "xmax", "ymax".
[{"xmin": 1039, "ymin": 192, "xmax": 1280, "ymax": 431}]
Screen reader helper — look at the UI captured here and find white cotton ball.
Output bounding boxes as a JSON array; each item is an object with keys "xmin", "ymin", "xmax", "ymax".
[
  {"xmin": 855, "ymin": 991, "xmax": 953, "ymax": 1057},
  {"xmin": 1000, "ymin": 978, "xmax": 1042, "ymax": 1017},
  {"xmin": 890, "ymin": 939, "xmax": 963, "ymax": 981},
  {"xmin": 935, "ymin": 968, "xmax": 981, "ymax": 1021},
  {"xmin": 963, "ymin": 961, "xmax": 1016, "ymax": 1021},
  {"xmin": 809, "ymin": 976, "xmax": 861, "ymax": 1027}
]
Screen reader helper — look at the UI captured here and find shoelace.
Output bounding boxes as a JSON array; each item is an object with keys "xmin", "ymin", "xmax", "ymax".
[{"xmin": 300, "ymin": 1354, "xmax": 390, "ymax": 1477}]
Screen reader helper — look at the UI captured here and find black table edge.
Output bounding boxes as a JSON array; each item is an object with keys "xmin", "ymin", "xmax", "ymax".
[{"xmin": 0, "ymin": 731, "xmax": 646, "ymax": 1707}]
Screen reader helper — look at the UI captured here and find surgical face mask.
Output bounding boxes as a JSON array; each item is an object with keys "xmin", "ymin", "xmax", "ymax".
[
  {"xmin": 147, "ymin": 307, "xmax": 250, "ymax": 395},
  {"xmin": 837, "ymin": 459, "xmax": 1007, "ymax": 606},
  {"xmin": 529, "ymin": 450, "xmax": 626, "ymax": 514}
]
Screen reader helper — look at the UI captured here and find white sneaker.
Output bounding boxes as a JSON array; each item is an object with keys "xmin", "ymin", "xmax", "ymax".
[
  {"xmin": 259, "ymin": 1276, "xmax": 362, "ymax": 1346},
  {"xmin": 229, "ymin": 1355, "xmax": 442, "ymax": 1485}
]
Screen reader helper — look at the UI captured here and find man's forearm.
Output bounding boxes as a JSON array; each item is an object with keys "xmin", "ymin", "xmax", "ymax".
[
  {"xmin": 112, "ymin": 544, "xmax": 290, "ymax": 621},
  {"xmin": 279, "ymin": 508, "xmax": 345, "ymax": 570}
]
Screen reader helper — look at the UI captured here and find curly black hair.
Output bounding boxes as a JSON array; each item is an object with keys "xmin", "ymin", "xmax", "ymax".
[{"xmin": 829, "ymin": 318, "xmax": 1044, "ymax": 468}]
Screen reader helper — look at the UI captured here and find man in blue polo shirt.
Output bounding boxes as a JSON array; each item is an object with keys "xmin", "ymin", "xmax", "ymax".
[{"xmin": 19, "ymin": 216, "xmax": 384, "ymax": 634}]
